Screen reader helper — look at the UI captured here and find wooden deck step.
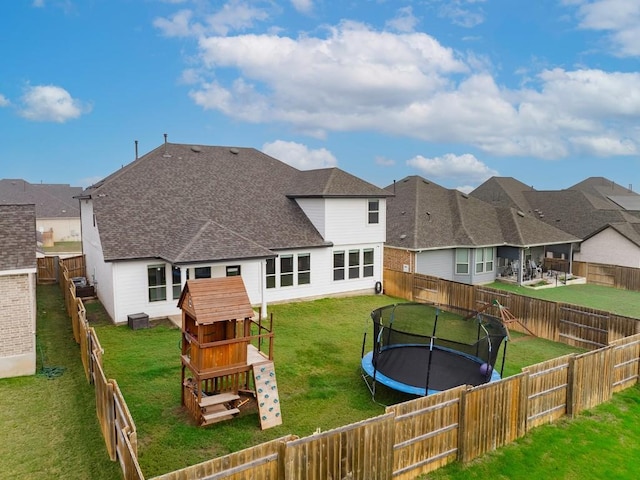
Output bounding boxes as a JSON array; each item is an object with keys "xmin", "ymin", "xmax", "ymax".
[
  {"xmin": 199, "ymin": 393, "xmax": 240, "ymax": 408},
  {"xmin": 201, "ymin": 407, "xmax": 240, "ymax": 426}
]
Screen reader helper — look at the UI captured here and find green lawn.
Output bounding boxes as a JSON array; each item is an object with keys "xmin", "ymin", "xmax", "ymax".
[
  {"xmin": 3, "ymin": 284, "xmax": 639, "ymax": 479},
  {"xmin": 42, "ymin": 241, "xmax": 82, "ymax": 253},
  {"xmin": 488, "ymin": 282, "xmax": 640, "ymax": 318},
  {"xmin": 0, "ymin": 285, "xmax": 122, "ymax": 480},
  {"xmin": 91, "ymin": 295, "xmax": 585, "ymax": 477}
]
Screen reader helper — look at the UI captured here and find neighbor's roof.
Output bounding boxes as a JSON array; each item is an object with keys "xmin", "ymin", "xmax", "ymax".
[
  {"xmin": 178, "ymin": 276, "xmax": 254, "ymax": 324},
  {"xmin": 582, "ymin": 222, "xmax": 640, "ymax": 248},
  {"xmin": 471, "ymin": 176, "xmax": 640, "ymax": 239},
  {"xmin": 0, "ymin": 179, "xmax": 82, "ymax": 218},
  {"xmin": 0, "ymin": 204, "xmax": 37, "ymax": 271},
  {"xmin": 385, "ymin": 176, "xmax": 578, "ymax": 250},
  {"xmin": 82, "ymin": 143, "xmax": 390, "ymax": 263}
]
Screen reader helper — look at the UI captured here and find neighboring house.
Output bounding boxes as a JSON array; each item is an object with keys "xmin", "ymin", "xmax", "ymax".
[
  {"xmin": 574, "ymin": 223, "xmax": 640, "ymax": 268},
  {"xmin": 471, "ymin": 176, "xmax": 640, "ymax": 268},
  {"xmin": 78, "ymin": 142, "xmax": 391, "ymax": 324},
  {"xmin": 0, "ymin": 179, "xmax": 83, "ymax": 244},
  {"xmin": 384, "ymin": 176, "xmax": 579, "ymax": 285},
  {"xmin": 0, "ymin": 204, "xmax": 37, "ymax": 378}
]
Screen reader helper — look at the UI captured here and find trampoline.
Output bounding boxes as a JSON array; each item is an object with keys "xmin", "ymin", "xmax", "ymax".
[{"xmin": 361, "ymin": 302, "xmax": 508, "ymax": 398}]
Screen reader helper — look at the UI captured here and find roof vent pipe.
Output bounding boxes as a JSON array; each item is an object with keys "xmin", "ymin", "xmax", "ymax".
[
  {"xmin": 135, "ymin": 140, "xmax": 138, "ymax": 160},
  {"xmin": 162, "ymin": 133, "xmax": 171, "ymax": 158}
]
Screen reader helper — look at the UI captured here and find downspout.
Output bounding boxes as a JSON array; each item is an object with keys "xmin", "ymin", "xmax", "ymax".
[{"xmin": 261, "ymin": 259, "xmax": 267, "ymax": 319}]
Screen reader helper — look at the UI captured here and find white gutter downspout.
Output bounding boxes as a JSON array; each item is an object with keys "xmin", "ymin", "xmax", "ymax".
[{"xmin": 260, "ymin": 259, "xmax": 267, "ymax": 319}]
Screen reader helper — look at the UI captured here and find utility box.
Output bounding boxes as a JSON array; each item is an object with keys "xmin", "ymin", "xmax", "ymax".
[{"xmin": 127, "ymin": 312, "xmax": 149, "ymax": 330}]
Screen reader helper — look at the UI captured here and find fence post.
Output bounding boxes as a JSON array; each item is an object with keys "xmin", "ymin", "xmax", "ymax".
[
  {"xmin": 519, "ymin": 372, "xmax": 529, "ymax": 436},
  {"xmin": 566, "ymin": 355, "xmax": 576, "ymax": 418},
  {"xmin": 456, "ymin": 387, "xmax": 468, "ymax": 463}
]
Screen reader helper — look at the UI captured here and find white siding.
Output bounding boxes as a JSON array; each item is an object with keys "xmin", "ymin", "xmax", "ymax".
[
  {"xmin": 575, "ymin": 228, "xmax": 640, "ymax": 268},
  {"xmin": 80, "ymin": 199, "xmax": 116, "ymax": 321},
  {"xmin": 324, "ymin": 198, "xmax": 386, "ymax": 244},
  {"xmin": 416, "ymin": 250, "xmax": 454, "ymax": 280},
  {"xmin": 264, "ymin": 243, "xmax": 383, "ymax": 304},
  {"xmin": 295, "ymin": 198, "xmax": 326, "ymax": 238}
]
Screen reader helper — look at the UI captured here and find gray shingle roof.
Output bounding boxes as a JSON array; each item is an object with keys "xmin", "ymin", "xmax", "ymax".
[
  {"xmin": 83, "ymin": 143, "xmax": 389, "ymax": 263},
  {"xmin": 0, "ymin": 179, "xmax": 82, "ymax": 218},
  {"xmin": 471, "ymin": 176, "xmax": 640, "ymax": 239},
  {"xmin": 287, "ymin": 168, "xmax": 394, "ymax": 198},
  {"xmin": 0, "ymin": 204, "xmax": 37, "ymax": 271},
  {"xmin": 386, "ymin": 176, "xmax": 577, "ymax": 250}
]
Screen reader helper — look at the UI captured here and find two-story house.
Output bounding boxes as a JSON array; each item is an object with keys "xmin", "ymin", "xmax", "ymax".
[{"xmin": 78, "ymin": 141, "xmax": 391, "ymax": 323}]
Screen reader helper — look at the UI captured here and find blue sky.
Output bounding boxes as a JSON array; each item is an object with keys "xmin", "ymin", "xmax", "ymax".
[{"xmin": 2, "ymin": 0, "xmax": 640, "ymax": 193}]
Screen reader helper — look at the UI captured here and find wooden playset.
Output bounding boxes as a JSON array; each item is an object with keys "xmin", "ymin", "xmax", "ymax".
[{"xmin": 178, "ymin": 276, "xmax": 281, "ymax": 429}]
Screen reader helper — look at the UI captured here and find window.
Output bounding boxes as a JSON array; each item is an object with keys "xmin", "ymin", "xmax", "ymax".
[
  {"xmin": 148, "ymin": 264, "xmax": 167, "ymax": 302},
  {"xmin": 333, "ymin": 251, "xmax": 345, "ymax": 281},
  {"xmin": 172, "ymin": 266, "xmax": 181, "ymax": 300},
  {"xmin": 455, "ymin": 249, "xmax": 469, "ymax": 274},
  {"xmin": 280, "ymin": 255, "xmax": 294, "ymax": 287},
  {"xmin": 475, "ymin": 248, "xmax": 485, "ymax": 274},
  {"xmin": 349, "ymin": 250, "xmax": 360, "ymax": 279},
  {"xmin": 266, "ymin": 258, "xmax": 276, "ymax": 289},
  {"xmin": 363, "ymin": 248, "xmax": 374, "ymax": 277},
  {"xmin": 475, "ymin": 247, "xmax": 494, "ymax": 273},
  {"xmin": 368, "ymin": 199, "xmax": 379, "ymax": 224},
  {"xmin": 226, "ymin": 265, "xmax": 241, "ymax": 276},
  {"xmin": 485, "ymin": 248, "xmax": 494, "ymax": 272},
  {"xmin": 298, "ymin": 253, "xmax": 310, "ymax": 285},
  {"xmin": 194, "ymin": 266, "xmax": 211, "ymax": 279}
]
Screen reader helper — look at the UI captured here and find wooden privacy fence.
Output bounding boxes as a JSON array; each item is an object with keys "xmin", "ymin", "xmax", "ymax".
[
  {"xmin": 384, "ymin": 269, "xmax": 640, "ymax": 349},
  {"xmin": 60, "ymin": 270, "xmax": 144, "ymax": 480},
  {"xmin": 57, "ymin": 264, "xmax": 640, "ymax": 480},
  {"xmin": 38, "ymin": 254, "xmax": 85, "ymax": 284},
  {"xmin": 574, "ymin": 261, "xmax": 640, "ymax": 291}
]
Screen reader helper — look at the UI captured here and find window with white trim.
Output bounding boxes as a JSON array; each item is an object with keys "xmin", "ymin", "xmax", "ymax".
[
  {"xmin": 333, "ymin": 251, "xmax": 345, "ymax": 281},
  {"xmin": 348, "ymin": 250, "xmax": 360, "ymax": 279},
  {"xmin": 194, "ymin": 266, "xmax": 211, "ymax": 279},
  {"xmin": 455, "ymin": 249, "xmax": 469, "ymax": 274},
  {"xmin": 148, "ymin": 264, "xmax": 167, "ymax": 302},
  {"xmin": 475, "ymin": 247, "xmax": 494, "ymax": 273},
  {"xmin": 266, "ymin": 258, "xmax": 276, "ymax": 289},
  {"xmin": 363, "ymin": 248, "xmax": 374, "ymax": 277},
  {"xmin": 298, "ymin": 253, "xmax": 310, "ymax": 285},
  {"xmin": 226, "ymin": 265, "xmax": 241, "ymax": 276},
  {"xmin": 368, "ymin": 199, "xmax": 379, "ymax": 224},
  {"xmin": 280, "ymin": 255, "xmax": 294, "ymax": 287},
  {"xmin": 172, "ymin": 266, "xmax": 181, "ymax": 300}
]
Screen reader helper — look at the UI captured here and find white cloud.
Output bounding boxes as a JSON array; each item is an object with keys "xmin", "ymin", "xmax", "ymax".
[
  {"xmin": 432, "ymin": 0, "xmax": 487, "ymax": 28},
  {"xmin": 154, "ymin": 1, "xmax": 269, "ymax": 37},
  {"xmin": 375, "ymin": 156, "xmax": 396, "ymax": 167},
  {"xmin": 163, "ymin": 11, "xmax": 640, "ymax": 162},
  {"xmin": 153, "ymin": 9, "xmax": 197, "ymax": 38},
  {"xmin": 262, "ymin": 140, "xmax": 338, "ymax": 169},
  {"xmin": 407, "ymin": 153, "xmax": 498, "ymax": 184},
  {"xmin": 386, "ymin": 7, "xmax": 419, "ymax": 33},
  {"xmin": 0, "ymin": 94, "xmax": 9, "ymax": 107},
  {"xmin": 291, "ymin": 0, "xmax": 313, "ymax": 15},
  {"xmin": 571, "ymin": 0, "xmax": 640, "ymax": 57},
  {"xmin": 19, "ymin": 85, "xmax": 90, "ymax": 123},
  {"xmin": 32, "ymin": 0, "xmax": 45, "ymax": 7}
]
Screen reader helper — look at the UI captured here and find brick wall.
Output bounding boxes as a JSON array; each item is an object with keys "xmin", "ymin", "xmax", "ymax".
[
  {"xmin": 384, "ymin": 247, "xmax": 415, "ymax": 273},
  {"xmin": 0, "ymin": 273, "xmax": 35, "ymax": 359}
]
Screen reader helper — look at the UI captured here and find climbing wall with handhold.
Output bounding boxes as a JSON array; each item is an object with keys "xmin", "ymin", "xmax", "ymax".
[{"xmin": 253, "ymin": 361, "xmax": 282, "ymax": 430}]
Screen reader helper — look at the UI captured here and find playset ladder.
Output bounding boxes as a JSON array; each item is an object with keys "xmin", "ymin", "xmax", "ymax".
[{"xmin": 253, "ymin": 361, "xmax": 282, "ymax": 430}]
